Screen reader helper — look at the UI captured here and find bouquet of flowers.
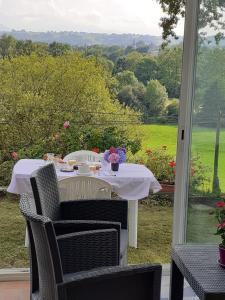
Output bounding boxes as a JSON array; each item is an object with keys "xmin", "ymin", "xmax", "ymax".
[{"xmin": 104, "ymin": 147, "xmax": 126, "ymax": 164}]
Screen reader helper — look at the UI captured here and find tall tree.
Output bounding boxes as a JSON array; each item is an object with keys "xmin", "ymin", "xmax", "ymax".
[
  {"xmin": 134, "ymin": 56, "xmax": 158, "ymax": 85},
  {"xmin": 157, "ymin": 46, "xmax": 182, "ymax": 98},
  {"xmin": 143, "ymin": 79, "xmax": 168, "ymax": 121}
]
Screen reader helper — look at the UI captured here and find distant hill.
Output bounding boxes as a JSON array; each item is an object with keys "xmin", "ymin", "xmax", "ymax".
[{"xmin": 0, "ymin": 30, "xmax": 183, "ymax": 48}]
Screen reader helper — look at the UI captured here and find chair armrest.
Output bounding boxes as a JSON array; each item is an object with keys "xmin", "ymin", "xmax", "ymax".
[
  {"xmin": 59, "ymin": 264, "xmax": 162, "ymax": 300},
  {"xmin": 57, "ymin": 229, "xmax": 119, "ymax": 274},
  {"xmin": 60, "ymin": 199, "xmax": 128, "ymax": 229},
  {"xmin": 54, "ymin": 220, "xmax": 121, "ymax": 235},
  {"xmin": 54, "ymin": 220, "xmax": 121, "ymax": 255}
]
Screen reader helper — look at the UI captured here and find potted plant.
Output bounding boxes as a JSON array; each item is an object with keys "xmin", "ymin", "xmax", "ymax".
[
  {"xmin": 104, "ymin": 147, "xmax": 126, "ymax": 171},
  {"xmin": 215, "ymin": 198, "xmax": 225, "ymax": 265}
]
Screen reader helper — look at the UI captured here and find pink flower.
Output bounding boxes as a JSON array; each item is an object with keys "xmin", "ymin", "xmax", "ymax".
[
  {"xmin": 216, "ymin": 201, "xmax": 225, "ymax": 208},
  {"xmin": 109, "ymin": 153, "xmax": 119, "ymax": 164},
  {"xmin": 109, "ymin": 147, "xmax": 117, "ymax": 154},
  {"xmin": 11, "ymin": 151, "xmax": 18, "ymax": 160},
  {"xmin": 63, "ymin": 121, "xmax": 70, "ymax": 129},
  {"xmin": 217, "ymin": 222, "xmax": 225, "ymax": 229}
]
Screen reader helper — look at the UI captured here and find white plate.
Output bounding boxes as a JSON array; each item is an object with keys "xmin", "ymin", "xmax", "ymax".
[{"xmin": 77, "ymin": 172, "xmax": 92, "ymax": 176}]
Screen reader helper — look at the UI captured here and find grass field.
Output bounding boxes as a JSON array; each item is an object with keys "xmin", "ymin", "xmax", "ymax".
[
  {"xmin": 0, "ymin": 193, "xmax": 173, "ymax": 268},
  {"xmin": 137, "ymin": 124, "xmax": 225, "ymax": 192}
]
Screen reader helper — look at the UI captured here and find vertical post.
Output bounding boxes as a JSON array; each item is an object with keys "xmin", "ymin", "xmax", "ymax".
[
  {"xmin": 128, "ymin": 200, "xmax": 138, "ymax": 248},
  {"xmin": 173, "ymin": 0, "xmax": 200, "ymax": 244},
  {"xmin": 212, "ymin": 110, "xmax": 221, "ymax": 194}
]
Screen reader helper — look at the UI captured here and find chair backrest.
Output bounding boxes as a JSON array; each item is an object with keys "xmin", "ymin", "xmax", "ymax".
[
  {"xmin": 20, "ymin": 194, "xmax": 63, "ymax": 300},
  {"xmin": 63, "ymin": 150, "xmax": 100, "ymax": 162},
  {"xmin": 30, "ymin": 163, "xmax": 61, "ymax": 221},
  {"xmin": 58, "ymin": 176, "xmax": 112, "ymax": 201}
]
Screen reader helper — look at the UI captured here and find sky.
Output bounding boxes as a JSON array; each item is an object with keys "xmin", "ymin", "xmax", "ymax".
[{"xmin": 0, "ymin": 0, "xmax": 184, "ymax": 35}]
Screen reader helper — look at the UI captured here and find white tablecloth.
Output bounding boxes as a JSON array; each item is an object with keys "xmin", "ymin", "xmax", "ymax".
[
  {"xmin": 7, "ymin": 159, "xmax": 161, "ymax": 248},
  {"xmin": 7, "ymin": 159, "xmax": 161, "ymax": 200}
]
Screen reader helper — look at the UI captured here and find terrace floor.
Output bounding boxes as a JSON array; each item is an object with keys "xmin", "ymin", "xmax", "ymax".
[{"xmin": 0, "ymin": 266, "xmax": 199, "ymax": 300}]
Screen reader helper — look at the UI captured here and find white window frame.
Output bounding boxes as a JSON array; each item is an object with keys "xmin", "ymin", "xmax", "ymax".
[{"xmin": 173, "ymin": 0, "xmax": 200, "ymax": 244}]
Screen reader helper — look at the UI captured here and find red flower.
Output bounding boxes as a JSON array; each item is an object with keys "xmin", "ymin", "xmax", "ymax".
[
  {"xmin": 146, "ymin": 149, "xmax": 152, "ymax": 155},
  {"xmin": 109, "ymin": 147, "xmax": 117, "ymax": 153},
  {"xmin": 216, "ymin": 201, "xmax": 225, "ymax": 208},
  {"xmin": 91, "ymin": 147, "xmax": 100, "ymax": 153},
  {"xmin": 173, "ymin": 170, "xmax": 176, "ymax": 176},
  {"xmin": 217, "ymin": 221, "xmax": 225, "ymax": 229},
  {"xmin": 11, "ymin": 151, "xmax": 18, "ymax": 160},
  {"xmin": 63, "ymin": 121, "xmax": 70, "ymax": 129},
  {"xmin": 169, "ymin": 161, "xmax": 176, "ymax": 167}
]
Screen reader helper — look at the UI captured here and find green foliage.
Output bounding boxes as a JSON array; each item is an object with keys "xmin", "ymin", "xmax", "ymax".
[
  {"xmin": 134, "ymin": 56, "xmax": 158, "ymax": 85},
  {"xmin": 115, "ymin": 71, "xmax": 138, "ymax": 89},
  {"xmin": 48, "ymin": 42, "xmax": 71, "ymax": 57},
  {"xmin": 157, "ymin": 46, "xmax": 182, "ymax": 98},
  {"xmin": 0, "ymin": 34, "xmax": 16, "ymax": 59},
  {"xmin": 189, "ymin": 155, "xmax": 211, "ymax": 193},
  {"xmin": 0, "ymin": 53, "xmax": 141, "ymax": 185},
  {"xmin": 117, "ymin": 82, "xmax": 145, "ymax": 111},
  {"xmin": 214, "ymin": 196, "xmax": 225, "ymax": 248},
  {"xmin": 144, "ymin": 147, "xmax": 176, "ymax": 183},
  {"xmin": 113, "ymin": 51, "xmax": 143, "ymax": 74},
  {"xmin": 144, "ymin": 80, "xmax": 168, "ymax": 121},
  {"xmin": 166, "ymin": 99, "xmax": 179, "ymax": 117},
  {"xmin": 0, "ymin": 160, "xmax": 15, "ymax": 187}
]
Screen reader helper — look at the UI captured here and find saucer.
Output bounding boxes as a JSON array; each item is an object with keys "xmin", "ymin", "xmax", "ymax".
[
  {"xmin": 218, "ymin": 259, "xmax": 225, "ymax": 268},
  {"xmin": 60, "ymin": 167, "xmax": 74, "ymax": 172}
]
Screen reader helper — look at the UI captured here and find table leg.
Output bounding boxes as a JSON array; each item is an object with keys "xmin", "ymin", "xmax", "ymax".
[
  {"xmin": 169, "ymin": 260, "xmax": 184, "ymax": 300},
  {"xmin": 128, "ymin": 200, "xmax": 138, "ymax": 248}
]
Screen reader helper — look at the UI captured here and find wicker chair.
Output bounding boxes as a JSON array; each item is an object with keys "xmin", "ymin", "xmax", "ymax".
[
  {"xmin": 30, "ymin": 163, "xmax": 128, "ymax": 265},
  {"xmin": 20, "ymin": 194, "xmax": 162, "ymax": 300}
]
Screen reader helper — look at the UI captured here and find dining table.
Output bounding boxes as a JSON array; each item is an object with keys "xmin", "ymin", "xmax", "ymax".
[{"xmin": 7, "ymin": 159, "xmax": 161, "ymax": 248}]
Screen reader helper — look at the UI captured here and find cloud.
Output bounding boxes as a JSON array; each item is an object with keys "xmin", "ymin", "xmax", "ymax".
[{"xmin": 0, "ymin": 0, "xmax": 184, "ymax": 35}]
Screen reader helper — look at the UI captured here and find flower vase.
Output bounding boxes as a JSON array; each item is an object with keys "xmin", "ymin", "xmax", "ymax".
[
  {"xmin": 219, "ymin": 244, "xmax": 225, "ymax": 265},
  {"xmin": 111, "ymin": 163, "xmax": 119, "ymax": 171}
]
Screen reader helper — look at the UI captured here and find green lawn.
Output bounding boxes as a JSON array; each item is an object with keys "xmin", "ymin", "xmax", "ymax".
[
  {"xmin": 0, "ymin": 193, "xmax": 173, "ymax": 268},
  {"xmin": 137, "ymin": 124, "xmax": 225, "ymax": 191},
  {"xmin": 136, "ymin": 124, "xmax": 178, "ymax": 156}
]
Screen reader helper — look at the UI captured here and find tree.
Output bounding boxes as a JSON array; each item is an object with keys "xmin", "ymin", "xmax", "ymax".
[
  {"xmin": 157, "ymin": 46, "xmax": 182, "ymax": 98},
  {"xmin": 143, "ymin": 80, "xmax": 168, "ymax": 121},
  {"xmin": 116, "ymin": 71, "xmax": 138, "ymax": 89},
  {"xmin": 48, "ymin": 42, "xmax": 71, "ymax": 57},
  {"xmin": 117, "ymin": 82, "xmax": 146, "ymax": 111},
  {"xmin": 156, "ymin": 0, "xmax": 225, "ymax": 44},
  {"xmin": 113, "ymin": 51, "xmax": 143, "ymax": 74},
  {"xmin": 0, "ymin": 53, "xmax": 140, "ymax": 155},
  {"xmin": 0, "ymin": 34, "xmax": 16, "ymax": 59},
  {"xmin": 134, "ymin": 56, "xmax": 158, "ymax": 85}
]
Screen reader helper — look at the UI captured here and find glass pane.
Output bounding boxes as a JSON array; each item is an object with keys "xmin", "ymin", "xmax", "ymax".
[{"xmin": 186, "ymin": 0, "xmax": 225, "ymax": 243}]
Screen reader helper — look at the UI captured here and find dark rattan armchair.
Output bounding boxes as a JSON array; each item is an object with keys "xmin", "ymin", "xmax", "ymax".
[
  {"xmin": 20, "ymin": 194, "xmax": 162, "ymax": 300},
  {"xmin": 30, "ymin": 163, "xmax": 128, "ymax": 265}
]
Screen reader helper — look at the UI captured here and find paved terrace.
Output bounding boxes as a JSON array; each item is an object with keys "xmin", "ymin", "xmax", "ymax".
[{"xmin": 0, "ymin": 265, "xmax": 198, "ymax": 300}]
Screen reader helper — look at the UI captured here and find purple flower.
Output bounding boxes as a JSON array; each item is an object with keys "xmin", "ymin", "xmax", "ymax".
[{"xmin": 104, "ymin": 147, "xmax": 126, "ymax": 164}]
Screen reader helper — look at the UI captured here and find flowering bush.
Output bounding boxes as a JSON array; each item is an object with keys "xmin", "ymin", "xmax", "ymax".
[
  {"xmin": 104, "ymin": 147, "xmax": 126, "ymax": 164},
  {"xmin": 215, "ymin": 196, "xmax": 225, "ymax": 248},
  {"xmin": 145, "ymin": 146, "xmax": 176, "ymax": 184}
]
